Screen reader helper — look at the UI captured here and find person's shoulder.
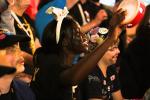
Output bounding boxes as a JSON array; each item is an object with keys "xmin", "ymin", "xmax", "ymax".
[
  {"xmin": 107, "ymin": 65, "xmax": 118, "ymax": 75},
  {"xmin": 13, "ymin": 79, "xmax": 30, "ymax": 89},
  {"xmin": 108, "ymin": 65, "xmax": 116, "ymax": 71},
  {"xmin": 13, "ymin": 79, "xmax": 36, "ymax": 100}
]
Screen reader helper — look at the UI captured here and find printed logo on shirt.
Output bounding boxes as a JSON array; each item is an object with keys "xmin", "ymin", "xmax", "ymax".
[
  {"xmin": 110, "ymin": 75, "xmax": 115, "ymax": 81},
  {"xmin": 88, "ymin": 75, "xmax": 100, "ymax": 83}
]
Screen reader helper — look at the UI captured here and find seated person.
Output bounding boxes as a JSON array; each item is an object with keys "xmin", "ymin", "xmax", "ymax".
[
  {"xmin": 76, "ymin": 27, "xmax": 123, "ymax": 100},
  {"xmin": 0, "ymin": 29, "xmax": 35, "ymax": 100}
]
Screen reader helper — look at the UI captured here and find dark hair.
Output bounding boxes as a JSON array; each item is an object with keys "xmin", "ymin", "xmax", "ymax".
[
  {"xmin": 38, "ymin": 0, "xmax": 53, "ymax": 10},
  {"xmin": 41, "ymin": 16, "xmax": 79, "ymax": 53},
  {"xmin": 87, "ymin": 0, "xmax": 99, "ymax": 3}
]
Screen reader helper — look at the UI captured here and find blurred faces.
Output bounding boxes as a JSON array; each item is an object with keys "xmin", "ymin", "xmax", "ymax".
[
  {"xmin": 101, "ymin": 42, "xmax": 120, "ymax": 66},
  {"xmin": 125, "ymin": 24, "xmax": 138, "ymax": 45},
  {"xmin": 10, "ymin": 0, "xmax": 30, "ymax": 16},
  {"xmin": 90, "ymin": 33, "xmax": 100, "ymax": 43},
  {"xmin": 0, "ymin": 43, "xmax": 24, "ymax": 74},
  {"xmin": 71, "ymin": 25, "xmax": 89, "ymax": 53}
]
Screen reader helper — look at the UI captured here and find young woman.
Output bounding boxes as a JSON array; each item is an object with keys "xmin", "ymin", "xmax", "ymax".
[{"xmin": 31, "ymin": 9, "xmax": 125, "ymax": 100}]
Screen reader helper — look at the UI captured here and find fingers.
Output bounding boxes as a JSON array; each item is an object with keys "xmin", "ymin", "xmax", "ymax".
[
  {"xmin": 96, "ymin": 9, "xmax": 108, "ymax": 21},
  {"xmin": 113, "ymin": 0, "xmax": 123, "ymax": 12},
  {"xmin": 115, "ymin": 8, "xmax": 126, "ymax": 16},
  {"xmin": 116, "ymin": 9, "xmax": 127, "ymax": 31},
  {"xmin": 116, "ymin": 8, "xmax": 127, "ymax": 24},
  {"xmin": 109, "ymin": 8, "xmax": 127, "ymax": 27}
]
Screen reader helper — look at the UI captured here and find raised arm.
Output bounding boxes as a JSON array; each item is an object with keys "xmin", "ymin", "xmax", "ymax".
[
  {"xmin": 80, "ymin": 9, "xmax": 108, "ymax": 33},
  {"xmin": 60, "ymin": 9, "xmax": 126, "ymax": 85}
]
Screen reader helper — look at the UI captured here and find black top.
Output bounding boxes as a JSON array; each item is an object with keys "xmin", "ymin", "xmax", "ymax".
[
  {"xmin": 69, "ymin": 1, "xmax": 102, "ymax": 26},
  {"xmin": 38, "ymin": 0, "xmax": 54, "ymax": 10},
  {"xmin": 69, "ymin": 1, "xmax": 112, "ymax": 28},
  {"xmin": 77, "ymin": 65, "xmax": 120, "ymax": 100},
  {"xmin": 82, "ymin": 1, "xmax": 103, "ymax": 20},
  {"xmin": 31, "ymin": 48, "xmax": 73, "ymax": 100},
  {"xmin": 14, "ymin": 14, "xmax": 35, "ymax": 75},
  {"xmin": 69, "ymin": 1, "xmax": 84, "ymax": 25},
  {"xmin": 14, "ymin": 14, "xmax": 35, "ymax": 55},
  {"xmin": 119, "ymin": 33, "xmax": 150, "ymax": 99}
]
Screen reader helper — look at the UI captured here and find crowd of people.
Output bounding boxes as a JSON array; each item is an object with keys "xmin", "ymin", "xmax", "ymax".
[{"xmin": 0, "ymin": 0, "xmax": 150, "ymax": 100}]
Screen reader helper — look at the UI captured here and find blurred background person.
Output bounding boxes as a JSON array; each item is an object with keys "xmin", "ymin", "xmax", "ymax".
[
  {"xmin": 69, "ymin": 0, "xmax": 109, "ymax": 33},
  {"xmin": 31, "ymin": 1, "xmax": 126, "ymax": 99},
  {"xmin": 0, "ymin": 29, "xmax": 35, "ymax": 100},
  {"xmin": 9, "ymin": 0, "xmax": 41, "ymax": 84},
  {"xmin": 76, "ymin": 27, "xmax": 123, "ymax": 100},
  {"xmin": 119, "ymin": 4, "xmax": 150, "ymax": 99}
]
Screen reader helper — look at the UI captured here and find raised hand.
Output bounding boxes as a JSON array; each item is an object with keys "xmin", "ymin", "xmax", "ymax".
[
  {"xmin": 94, "ymin": 9, "xmax": 108, "ymax": 25},
  {"xmin": 108, "ymin": 8, "xmax": 126, "ymax": 41}
]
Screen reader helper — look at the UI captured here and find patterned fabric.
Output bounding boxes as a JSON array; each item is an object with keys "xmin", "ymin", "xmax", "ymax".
[{"xmin": 77, "ymin": 65, "xmax": 120, "ymax": 100}]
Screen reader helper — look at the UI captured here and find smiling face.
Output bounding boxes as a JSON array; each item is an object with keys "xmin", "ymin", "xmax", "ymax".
[
  {"xmin": 61, "ymin": 18, "xmax": 89, "ymax": 54},
  {"xmin": 0, "ymin": 43, "xmax": 24, "ymax": 74},
  {"xmin": 90, "ymin": 33, "xmax": 100, "ymax": 43},
  {"xmin": 101, "ymin": 41, "xmax": 120, "ymax": 66},
  {"xmin": 71, "ymin": 26, "xmax": 89, "ymax": 53},
  {"xmin": 42, "ymin": 17, "xmax": 89, "ymax": 54}
]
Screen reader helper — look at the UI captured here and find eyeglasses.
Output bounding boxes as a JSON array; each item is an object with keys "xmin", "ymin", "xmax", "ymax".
[{"xmin": 108, "ymin": 45, "xmax": 118, "ymax": 51}]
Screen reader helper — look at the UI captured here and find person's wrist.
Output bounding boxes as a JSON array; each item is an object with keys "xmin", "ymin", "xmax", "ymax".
[
  {"xmin": 107, "ymin": 26, "xmax": 120, "ymax": 41},
  {"xmin": 92, "ymin": 19, "xmax": 102, "ymax": 26},
  {"xmin": 107, "ymin": 32, "xmax": 116, "ymax": 41}
]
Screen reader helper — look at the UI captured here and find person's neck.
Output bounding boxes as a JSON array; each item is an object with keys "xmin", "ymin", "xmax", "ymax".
[
  {"xmin": 63, "ymin": 48, "xmax": 76, "ymax": 66},
  {"xmin": 97, "ymin": 61, "xmax": 108, "ymax": 77},
  {"xmin": 11, "ymin": 7, "xmax": 23, "ymax": 16},
  {"xmin": 0, "ymin": 75, "xmax": 14, "ymax": 95}
]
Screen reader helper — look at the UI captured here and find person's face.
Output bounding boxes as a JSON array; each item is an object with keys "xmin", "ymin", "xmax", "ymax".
[
  {"xmin": 101, "ymin": 43, "xmax": 120, "ymax": 66},
  {"xmin": 13, "ymin": 0, "xmax": 30, "ymax": 16},
  {"xmin": 90, "ymin": 33, "xmax": 100, "ymax": 43},
  {"xmin": 71, "ymin": 27, "xmax": 89, "ymax": 53},
  {"xmin": 0, "ymin": 44, "xmax": 24, "ymax": 74},
  {"xmin": 125, "ymin": 24, "xmax": 138, "ymax": 45}
]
